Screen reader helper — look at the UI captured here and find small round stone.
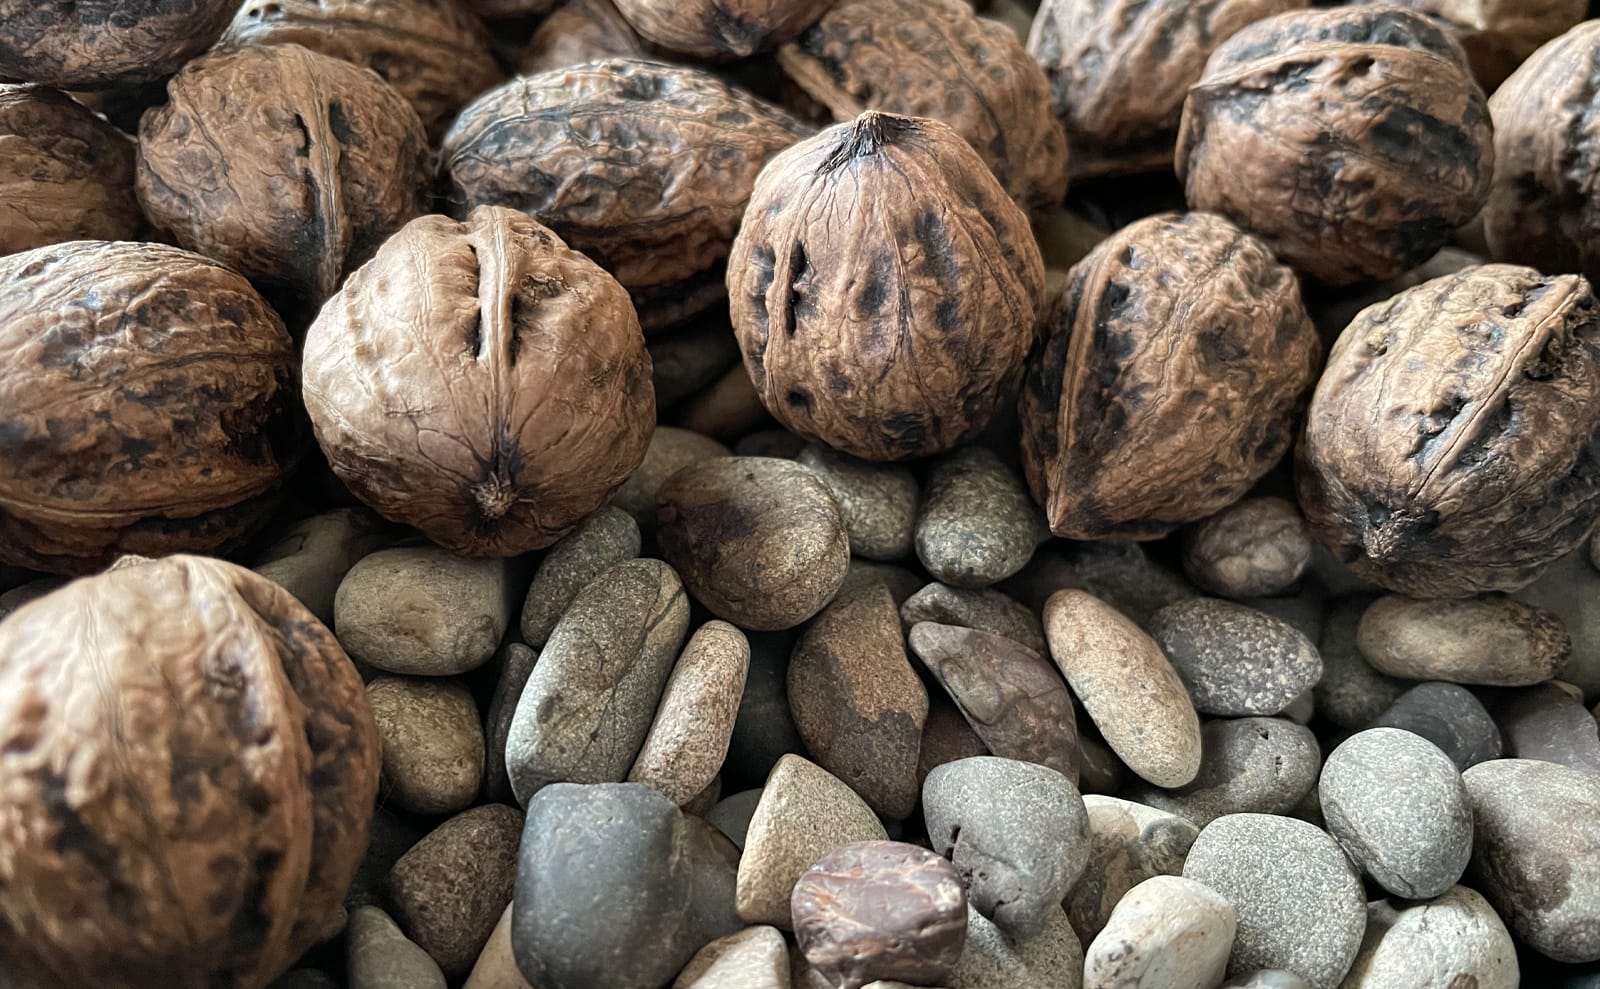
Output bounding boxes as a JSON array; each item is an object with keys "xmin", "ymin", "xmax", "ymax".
[
  {"xmin": 368, "ymin": 676, "xmax": 485, "ymax": 816},
  {"xmin": 915, "ymin": 446, "xmax": 1049, "ymax": 589},
  {"xmin": 1371, "ymin": 681, "xmax": 1502, "ymax": 771},
  {"xmin": 518, "ymin": 506, "xmax": 641, "ymax": 647},
  {"xmin": 1082, "ymin": 875, "xmax": 1237, "ymax": 989},
  {"xmin": 1067, "ymin": 796, "xmax": 1200, "ymax": 945},
  {"xmin": 335, "ymin": 547, "xmax": 513, "ymax": 676},
  {"xmin": 1011, "ymin": 541, "xmax": 1199, "ymax": 627},
  {"xmin": 797, "ymin": 444, "xmax": 919, "ymax": 562},
  {"xmin": 612, "ymin": 427, "xmax": 732, "ymax": 527},
  {"xmin": 1182, "ymin": 497, "xmax": 1312, "ymax": 599},
  {"xmin": 900, "ymin": 582, "xmax": 1046, "ymax": 654},
  {"xmin": 673, "ymin": 925, "xmax": 790, "ymax": 989},
  {"xmin": 629, "ymin": 620, "xmax": 751, "ymax": 805},
  {"xmin": 1340, "ymin": 885, "xmax": 1518, "ymax": 989},
  {"xmin": 348, "ymin": 906, "xmax": 447, "ymax": 989},
  {"xmin": 1357, "ymin": 594, "xmax": 1570, "ymax": 687},
  {"xmin": 1149, "ymin": 598, "xmax": 1324, "ymax": 717},
  {"xmin": 1315, "ymin": 595, "xmax": 1407, "ymax": 731},
  {"xmin": 1125, "ymin": 717, "xmax": 1321, "ymax": 829},
  {"xmin": 388, "ymin": 804, "xmax": 524, "ymax": 977}
]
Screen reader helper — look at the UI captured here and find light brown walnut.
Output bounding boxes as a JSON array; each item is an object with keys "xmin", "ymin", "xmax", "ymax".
[
  {"xmin": 611, "ymin": 0, "xmax": 835, "ymax": 59},
  {"xmin": 520, "ymin": 0, "xmax": 651, "ymax": 74},
  {"xmin": 1354, "ymin": 0, "xmax": 1586, "ymax": 90},
  {"xmin": 0, "ymin": 0, "xmax": 238, "ymax": 89}
]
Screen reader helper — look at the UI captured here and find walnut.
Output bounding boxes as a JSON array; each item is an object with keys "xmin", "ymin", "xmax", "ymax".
[
  {"xmin": 1297, "ymin": 263, "xmax": 1600, "ymax": 598},
  {"xmin": 727, "ymin": 111, "xmax": 1044, "ymax": 462},
  {"xmin": 521, "ymin": 0, "xmax": 651, "ymax": 74},
  {"xmin": 223, "ymin": 0, "xmax": 504, "ymax": 142},
  {"xmin": 1354, "ymin": 0, "xmax": 1586, "ymax": 90},
  {"xmin": 302, "ymin": 205, "xmax": 655, "ymax": 557},
  {"xmin": 610, "ymin": 0, "xmax": 834, "ymax": 58},
  {"xmin": 469, "ymin": 0, "xmax": 558, "ymax": 17},
  {"xmin": 1176, "ymin": 6, "xmax": 1494, "ymax": 285},
  {"xmin": 0, "ymin": 554, "xmax": 379, "ymax": 989},
  {"xmin": 0, "ymin": 85, "xmax": 140, "ymax": 257},
  {"xmin": 1480, "ymin": 22, "xmax": 1600, "ymax": 288},
  {"xmin": 442, "ymin": 58, "xmax": 809, "ymax": 332},
  {"xmin": 0, "ymin": 0, "xmax": 238, "ymax": 89},
  {"xmin": 1027, "ymin": 0, "xmax": 1308, "ymax": 180},
  {"xmin": 0, "ymin": 241, "xmax": 302, "ymax": 576},
  {"xmin": 1019, "ymin": 211, "xmax": 1320, "ymax": 540},
  {"xmin": 777, "ymin": 0, "xmax": 1069, "ymax": 214},
  {"xmin": 136, "ymin": 44, "xmax": 431, "ymax": 313}
]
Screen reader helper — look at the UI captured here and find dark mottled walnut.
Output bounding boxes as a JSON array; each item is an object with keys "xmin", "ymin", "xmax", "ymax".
[
  {"xmin": 778, "ymin": 0, "xmax": 1069, "ymax": 214},
  {"xmin": 0, "ymin": 85, "xmax": 140, "ymax": 257},
  {"xmin": 0, "ymin": 241, "xmax": 302, "ymax": 576},
  {"xmin": 1028, "ymin": 0, "xmax": 1307, "ymax": 180},
  {"xmin": 302, "ymin": 206, "xmax": 654, "ymax": 557},
  {"xmin": 791, "ymin": 841, "xmax": 968, "ymax": 989},
  {"xmin": 1176, "ymin": 6, "xmax": 1494, "ymax": 285},
  {"xmin": 0, "ymin": 555, "xmax": 380, "ymax": 989},
  {"xmin": 611, "ymin": 0, "xmax": 834, "ymax": 59},
  {"xmin": 224, "ymin": 0, "xmax": 503, "ymax": 142},
  {"xmin": 0, "ymin": 0, "xmax": 237, "ymax": 89},
  {"xmin": 1019, "ymin": 211, "xmax": 1320, "ymax": 541},
  {"xmin": 442, "ymin": 59, "xmax": 809, "ymax": 332},
  {"xmin": 136, "ymin": 44, "xmax": 430, "ymax": 311},
  {"xmin": 1297, "ymin": 263, "xmax": 1600, "ymax": 598},
  {"xmin": 1356, "ymin": 0, "xmax": 1585, "ymax": 90},
  {"xmin": 1481, "ymin": 22, "xmax": 1600, "ymax": 287},
  {"xmin": 728, "ymin": 111, "xmax": 1044, "ymax": 462},
  {"xmin": 520, "ymin": 0, "xmax": 650, "ymax": 73}
]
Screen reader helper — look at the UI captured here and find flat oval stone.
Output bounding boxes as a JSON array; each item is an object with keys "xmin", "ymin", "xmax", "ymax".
[
  {"xmin": 1182, "ymin": 496, "xmax": 1312, "ymax": 600},
  {"xmin": 1315, "ymin": 595, "xmax": 1407, "ymax": 731},
  {"xmin": 253, "ymin": 507, "xmax": 391, "ymax": 625},
  {"xmin": 1493, "ymin": 682, "xmax": 1600, "ymax": 777},
  {"xmin": 518, "ymin": 506, "xmax": 641, "ymax": 647},
  {"xmin": 915, "ymin": 446, "xmax": 1048, "ymax": 589},
  {"xmin": 1083, "ymin": 875, "xmax": 1237, "ymax": 989},
  {"xmin": 1370, "ymin": 681, "xmax": 1502, "ymax": 771},
  {"xmin": 1339, "ymin": 886, "xmax": 1517, "ymax": 989},
  {"xmin": 348, "ymin": 905, "xmax": 447, "ymax": 989},
  {"xmin": 463, "ymin": 904, "xmax": 533, "ymax": 989},
  {"xmin": 797, "ymin": 444, "xmax": 919, "ymax": 562},
  {"xmin": 1357, "ymin": 595, "xmax": 1570, "ymax": 687},
  {"xmin": 1183, "ymin": 814, "xmax": 1367, "ymax": 989},
  {"xmin": 630, "ymin": 620, "xmax": 751, "ymax": 805},
  {"xmin": 674, "ymin": 926, "xmax": 790, "ymax": 989},
  {"xmin": 368, "ymin": 676, "xmax": 485, "ymax": 816},
  {"xmin": 335, "ymin": 547, "xmax": 513, "ymax": 676},
  {"xmin": 611, "ymin": 426, "xmax": 731, "ymax": 527},
  {"xmin": 947, "ymin": 904, "xmax": 1084, "ymax": 989},
  {"xmin": 1149, "ymin": 598, "xmax": 1324, "ymax": 717},
  {"xmin": 901, "ymin": 582, "xmax": 1046, "ymax": 655},
  {"xmin": 1043, "ymin": 589, "xmax": 1202, "ymax": 788},
  {"xmin": 1067, "ymin": 796, "xmax": 1199, "ymax": 945},
  {"xmin": 1125, "ymin": 717, "xmax": 1321, "ymax": 829}
]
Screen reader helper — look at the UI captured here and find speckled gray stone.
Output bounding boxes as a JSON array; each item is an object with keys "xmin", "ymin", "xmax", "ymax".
[
  {"xmin": 735, "ymin": 429, "xmax": 807, "ymax": 459},
  {"xmin": 518, "ymin": 506, "xmax": 641, "ymax": 647},
  {"xmin": 484, "ymin": 643, "xmax": 538, "ymax": 804},
  {"xmin": 612, "ymin": 426, "xmax": 732, "ymax": 527},
  {"xmin": 630, "ymin": 620, "xmax": 751, "ymax": 806},
  {"xmin": 1067, "ymin": 796, "xmax": 1199, "ymax": 945},
  {"xmin": 388, "ymin": 804, "xmax": 523, "ymax": 977},
  {"xmin": 1125, "ymin": 717, "xmax": 1321, "ymax": 829},
  {"xmin": 335, "ymin": 547, "xmax": 514, "ymax": 676},
  {"xmin": 1149, "ymin": 598, "xmax": 1324, "ymax": 717},
  {"xmin": 797, "ymin": 444, "xmax": 919, "ymax": 562},
  {"xmin": 706, "ymin": 788, "xmax": 763, "ymax": 850},
  {"xmin": 1494, "ymin": 682, "xmax": 1600, "ymax": 777},
  {"xmin": 915, "ymin": 446, "xmax": 1048, "ymax": 589},
  {"xmin": 1315, "ymin": 596, "xmax": 1407, "ymax": 731},
  {"xmin": 1182, "ymin": 497, "xmax": 1312, "ymax": 600},
  {"xmin": 1083, "ymin": 875, "xmax": 1236, "ymax": 989},
  {"xmin": 253, "ymin": 507, "xmax": 391, "ymax": 625},
  {"xmin": 901, "ymin": 582, "xmax": 1046, "ymax": 654},
  {"xmin": 1371, "ymin": 682, "xmax": 1502, "ymax": 771},
  {"xmin": 1357, "ymin": 595, "xmax": 1570, "ymax": 687},
  {"xmin": 1339, "ymin": 886, "xmax": 1517, "ymax": 989},
  {"xmin": 368, "ymin": 676, "xmax": 485, "ymax": 816},
  {"xmin": 947, "ymin": 904, "xmax": 1084, "ymax": 989},
  {"xmin": 348, "ymin": 906, "xmax": 447, "ymax": 989},
  {"xmin": 674, "ymin": 926, "xmax": 790, "ymax": 989}
]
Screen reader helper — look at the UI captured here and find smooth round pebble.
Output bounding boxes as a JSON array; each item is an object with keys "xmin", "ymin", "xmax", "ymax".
[
  {"xmin": 611, "ymin": 426, "xmax": 731, "ymax": 526},
  {"xmin": 1339, "ymin": 886, "xmax": 1517, "ymax": 989},
  {"xmin": 674, "ymin": 926, "xmax": 790, "ymax": 989},
  {"xmin": 629, "ymin": 620, "xmax": 751, "ymax": 805},
  {"xmin": 253, "ymin": 507, "xmax": 391, "ymax": 625},
  {"xmin": 388, "ymin": 804, "xmax": 523, "ymax": 978},
  {"xmin": 797, "ymin": 444, "xmax": 919, "ymax": 562},
  {"xmin": 348, "ymin": 905, "xmax": 447, "ymax": 989},
  {"xmin": 518, "ymin": 506, "xmax": 641, "ymax": 647},
  {"xmin": 1357, "ymin": 595, "xmax": 1570, "ymax": 687},
  {"xmin": 1126, "ymin": 717, "xmax": 1321, "ymax": 829},
  {"xmin": 1315, "ymin": 596, "xmax": 1406, "ymax": 731},
  {"xmin": 947, "ymin": 904, "xmax": 1084, "ymax": 989},
  {"xmin": 901, "ymin": 582, "xmax": 1046, "ymax": 655},
  {"xmin": 368, "ymin": 676, "xmax": 485, "ymax": 816},
  {"xmin": 1083, "ymin": 875, "xmax": 1237, "ymax": 989},
  {"xmin": 335, "ymin": 547, "xmax": 513, "ymax": 675},
  {"xmin": 463, "ymin": 904, "xmax": 533, "ymax": 989},
  {"xmin": 1371, "ymin": 681, "xmax": 1502, "ymax": 771},
  {"xmin": 1149, "ymin": 598, "xmax": 1324, "ymax": 717},
  {"xmin": 915, "ymin": 446, "xmax": 1048, "ymax": 589},
  {"xmin": 1067, "ymin": 796, "xmax": 1199, "ymax": 945},
  {"xmin": 1182, "ymin": 497, "xmax": 1312, "ymax": 599}
]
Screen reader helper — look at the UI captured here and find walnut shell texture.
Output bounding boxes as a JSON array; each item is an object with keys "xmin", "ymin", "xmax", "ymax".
[
  {"xmin": 442, "ymin": 58, "xmax": 809, "ymax": 332},
  {"xmin": 1481, "ymin": 21, "xmax": 1600, "ymax": 287},
  {"xmin": 469, "ymin": 0, "xmax": 558, "ymax": 17},
  {"xmin": 1176, "ymin": 6, "xmax": 1494, "ymax": 285},
  {"xmin": 0, "ymin": 241, "xmax": 302, "ymax": 576},
  {"xmin": 302, "ymin": 205, "xmax": 655, "ymax": 556},
  {"xmin": 611, "ymin": 0, "xmax": 835, "ymax": 58},
  {"xmin": 1027, "ymin": 0, "xmax": 1308, "ymax": 180},
  {"xmin": 0, "ymin": 84, "xmax": 140, "ymax": 257},
  {"xmin": 1358, "ymin": 0, "xmax": 1586, "ymax": 90},
  {"xmin": 727, "ymin": 111, "xmax": 1045, "ymax": 462},
  {"xmin": 778, "ymin": 0, "xmax": 1069, "ymax": 213},
  {"xmin": 224, "ymin": 0, "xmax": 504, "ymax": 142},
  {"xmin": 0, "ymin": 0, "xmax": 238, "ymax": 89},
  {"xmin": 520, "ymin": 0, "xmax": 651, "ymax": 74},
  {"xmin": 1020, "ymin": 211, "xmax": 1321, "ymax": 540},
  {"xmin": 1297, "ymin": 263, "xmax": 1600, "ymax": 598},
  {"xmin": 136, "ymin": 44, "xmax": 431, "ymax": 311},
  {"xmin": 0, "ymin": 554, "xmax": 380, "ymax": 989}
]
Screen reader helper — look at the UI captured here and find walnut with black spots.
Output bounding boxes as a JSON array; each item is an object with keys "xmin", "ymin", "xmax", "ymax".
[
  {"xmin": 1354, "ymin": 0, "xmax": 1586, "ymax": 90},
  {"xmin": 611, "ymin": 0, "xmax": 835, "ymax": 59},
  {"xmin": 0, "ymin": 0, "xmax": 238, "ymax": 89}
]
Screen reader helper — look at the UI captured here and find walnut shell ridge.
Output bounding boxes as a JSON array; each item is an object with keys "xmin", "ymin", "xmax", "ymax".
[
  {"xmin": 1356, "ymin": 0, "xmax": 1586, "ymax": 90},
  {"xmin": 611, "ymin": 0, "xmax": 835, "ymax": 59},
  {"xmin": 1297, "ymin": 263, "xmax": 1600, "ymax": 598},
  {"xmin": 302, "ymin": 205, "xmax": 656, "ymax": 557},
  {"xmin": 727, "ymin": 111, "xmax": 1045, "ymax": 462},
  {"xmin": 470, "ymin": 0, "xmax": 559, "ymax": 18},
  {"xmin": 521, "ymin": 0, "xmax": 650, "ymax": 75},
  {"xmin": 0, "ymin": 0, "xmax": 238, "ymax": 89},
  {"xmin": 0, "ymin": 554, "xmax": 380, "ymax": 989},
  {"xmin": 1020, "ymin": 211, "xmax": 1321, "ymax": 540}
]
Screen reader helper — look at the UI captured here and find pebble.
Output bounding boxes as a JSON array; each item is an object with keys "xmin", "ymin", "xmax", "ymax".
[
  {"xmin": 1222, "ymin": 973, "xmax": 1310, "ymax": 989},
  {"xmin": 388, "ymin": 804, "xmax": 524, "ymax": 977},
  {"xmin": 483, "ymin": 643, "xmax": 539, "ymax": 804},
  {"xmin": 735, "ymin": 755, "xmax": 889, "ymax": 929},
  {"xmin": 1182, "ymin": 496, "xmax": 1312, "ymax": 599},
  {"xmin": 908, "ymin": 622, "xmax": 1079, "ymax": 782},
  {"xmin": 677, "ymin": 362, "xmax": 770, "ymax": 440},
  {"xmin": 1067, "ymin": 796, "xmax": 1199, "ymax": 945},
  {"xmin": 252, "ymin": 507, "xmax": 391, "ymax": 625},
  {"xmin": 1319, "ymin": 728, "xmax": 1472, "ymax": 900},
  {"xmin": 1125, "ymin": 717, "xmax": 1321, "ymax": 829},
  {"xmin": 674, "ymin": 926, "xmax": 790, "ymax": 989},
  {"xmin": 792, "ymin": 841, "xmax": 968, "ymax": 989},
  {"xmin": 335, "ymin": 547, "xmax": 513, "ymax": 676},
  {"xmin": 269, "ymin": 971, "xmax": 339, "ymax": 989},
  {"xmin": 1339, "ymin": 886, "xmax": 1517, "ymax": 989},
  {"xmin": 923, "ymin": 756, "xmax": 1090, "ymax": 939},
  {"xmin": 629, "ymin": 620, "xmax": 751, "ymax": 805},
  {"xmin": 463, "ymin": 904, "xmax": 533, "ymax": 989},
  {"xmin": 1463, "ymin": 759, "xmax": 1600, "ymax": 963},
  {"xmin": 610, "ymin": 426, "xmax": 731, "ymax": 527},
  {"xmin": 1149, "ymin": 598, "xmax": 1324, "ymax": 717},
  {"xmin": 723, "ymin": 630, "xmax": 807, "ymax": 789},
  {"xmin": 368, "ymin": 676, "xmax": 485, "ymax": 815},
  {"xmin": 1077, "ymin": 733, "xmax": 1126, "ymax": 795},
  {"xmin": 788, "ymin": 582, "xmax": 928, "ymax": 819},
  {"xmin": 947, "ymin": 904, "xmax": 1084, "ymax": 989},
  {"xmin": 1043, "ymin": 589, "xmax": 1203, "ymax": 788},
  {"xmin": 917, "ymin": 697, "xmax": 992, "ymax": 786},
  {"xmin": 683, "ymin": 814, "xmax": 746, "ymax": 947},
  {"xmin": 915, "ymin": 446, "xmax": 1048, "ymax": 589},
  {"xmin": 650, "ymin": 320, "xmax": 742, "ymax": 409},
  {"xmin": 839, "ymin": 561, "xmax": 924, "ymax": 609},
  {"xmin": 1005, "ymin": 541, "xmax": 1197, "ymax": 627},
  {"xmin": 506, "ymin": 558, "xmax": 689, "ymax": 803},
  {"xmin": 1370, "ymin": 681, "xmax": 1502, "ymax": 771},
  {"xmin": 518, "ymin": 506, "xmax": 641, "ymax": 647},
  {"xmin": 1246, "ymin": 579, "xmax": 1327, "ymax": 645},
  {"xmin": 900, "ymin": 582, "xmax": 1047, "ymax": 654},
  {"xmin": 796, "ymin": 444, "xmax": 919, "ymax": 562},
  {"xmin": 1515, "ymin": 544, "xmax": 1600, "ymax": 699},
  {"xmin": 1493, "ymin": 682, "xmax": 1600, "ymax": 777},
  {"xmin": 1083, "ymin": 875, "xmax": 1237, "ymax": 989},
  {"xmin": 734, "ymin": 429, "xmax": 808, "ymax": 459},
  {"xmin": 1357, "ymin": 595, "xmax": 1570, "ymax": 687},
  {"xmin": 706, "ymin": 788, "xmax": 763, "ymax": 850},
  {"xmin": 347, "ymin": 905, "xmax": 447, "ymax": 989},
  {"xmin": 1315, "ymin": 596, "xmax": 1406, "ymax": 731},
  {"xmin": 1183, "ymin": 814, "xmax": 1367, "ymax": 989}
]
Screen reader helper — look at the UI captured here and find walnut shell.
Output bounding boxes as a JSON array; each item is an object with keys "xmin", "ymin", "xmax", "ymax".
[
  {"xmin": 0, "ymin": 0, "xmax": 238, "ymax": 89},
  {"xmin": 1019, "ymin": 211, "xmax": 1320, "ymax": 540},
  {"xmin": 136, "ymin": 44, "xmax": 430, "ymax": 312},
  {"xmin": 470, "ymin": 0, "xmax": 558, "ymax": 17},
  {"xmin": 778, "ymin": 0, "xmax": 1069, "ymax": 214},
  {"xmin": 223, "ymin": 0, "xmax": 504, "ymax": 142},
  {"xmin": 727, "ymin": 111, "xmax": 1044, "ymax": 462},
  {"xmin": 0, "ymin": 241, "xmax": 302, "ymax": 576},
  {"xmin": 611, "ymin": 0, "xmax": 834, "ymax": 58},
  {"xmin": 302, "ymin": 205, "xmax": 655, "ymax": 556},
  {"xmin": 1027, "ymin": 0, "xmax": 1308, "ymax": 180},
  {"xmin": 442, "ymin": 58, "xmax": 809, "ymax": 332},
  {"xmin": 1481, "ymin": 21, "xmax": 1600, "ymax": 287},
  {"xmin": 0, "ymin": 84, "xmax": 140, "ymax": 257},
  {"xmin": 0, "ymin": 554, "xmax": 379, "ymax": 989},
  {"xmin": 1176, "ymin": 6, "xmax": 1493, "ymax": 285},
  {"xmin": 521, "ymin": 0, "xmax": 651, "ymax": 74},
  {"xmin": 1296, "ymin": 263, "xmax": 1600, "ymax": 598},
  {"xmin": 1356, "ymin": 0, "xmax": 1586, "ymax": 90}
]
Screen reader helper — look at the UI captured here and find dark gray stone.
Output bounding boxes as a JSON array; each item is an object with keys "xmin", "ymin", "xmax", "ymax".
[
  {"xmin": 518, "ymin": 506, "xmax": 641, "ymax": 647},
  {"xmin": 1371, "ymin": 681, "xmax": 1502, "ymax": 771},
  {"xmin": 723, "ymin": 630, "xmax": 806, "ymax": 790},
  {"xmin": 705, "ymin": 787, "xmax": 762, "ymax": 850},
  {"xmin": 484, "ymin": 642, "xmax": 539, "ymax": 804},
  {"xmin": 915, "ymin": 446, "xmax": 1048, "ymax": 589},
  {"xmin": 1315, "ymin": 595, "xmax": 1406, "ymax": 731},
  {"xmin": 946, "ymin": 904, "xmax": 1084, "ymax": 989},
  {"xmin": 1150, "ymin": 598, "xmax": 1323, "ymax": 717},
  {"xmin": 1493, "ymin": 683, "xmax": 1600, "ymax": 777},
  {"xmin": 1124, "ymin": 717, "xmax": 1320, "ymax": 828},
  {"xmin": 900, "ymin": 582, "xmax": 1046, "ymax": 655}
]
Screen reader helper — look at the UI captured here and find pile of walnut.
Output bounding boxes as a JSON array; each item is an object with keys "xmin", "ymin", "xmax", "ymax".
[{"xmin": 2, "ymin": 0, "xmax": 1600, "ymax": 987}]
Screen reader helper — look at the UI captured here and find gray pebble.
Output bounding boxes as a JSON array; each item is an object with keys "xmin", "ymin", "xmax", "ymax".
[
  {"xmin": 1067, "ymin": 796, "xmax": 1199, "ymax": 945},
  {"xmin": 723, "ymin": 630, "xmax": 806, "ymax": 790},
  {"xmin": 368, "ymin": 676, "xmax": 485, "ymax": 816},
  {"xmin": 901, "ymin": 582, "xmax": 1046, "ymax": 654},
  {"xmin": 1515, "ymin": 544, "xmax": 1600, "ymax": 700},
  {"xmin": 1370, "ymin": 682, "xmax": 1502, "ymax": 771},
  {"xmin": 1083, "ymin": 874, "xmax": 1236, "ymax": 989},
  {"xmin": 348, "ymin": 905, "xmax": 447, "ymax": 989},
  {"xmin": 916, "ymin": 446, "xmax": 1047, "ymax": 589},
  {"xmin": 630, "ymin": 621, "xmax": 751, "ymax": 806},
  {"xmin": 947, "ymin": 904, "xmax": 1084, "ymax": 989},
  {"xmin": 1182, "ymin": 497, "xmax": 1312, "ymax": 599},
  {"xmin": 518, "ymin": 506, "xmax": 641, "ymax": 647},
  {"xmin": 253, "ymin": 507, "xmax": 391, "ymax": 625},
  {"xmin": 734, "ymin": 430, "xmax": 807, "ymax": 459},
  {"xmin": 706, "ymin": 788, "xmax": 763, "ymax": 850},
  {"xmin": 1004, "ymin": 541, "xmax": 1197, "ymax": 628},
  {"xmin": 1125, "ymin": 717, "xmax": 1321, "ymax": 829},
  {"xmin": 483, "ymin": 643, "xmax": 539, "ymax": 804},
  {"xmin": 1493, "ymin": 682, "xmax": 1600, "ymax": 777},
  {"xmin": 611, "ymin": 426, "xmax": 731, "ymax": 527},
  {"xmin": 650, "ymin": 320, "xmax": 741, "ymax": 408},
  {"xmin": 673, "ymin": 926, "xmax": 790, "ymax": 989},
  {"xmin": 1357, "ymin": 595, "xmax": 1570, "ymax": 687},
  {"xmin": 683, "ymin": 815, "xmax": 745, "ymax": 948},
  {"xmin": 388, "ymin": 804, "xmax": 524, "ymax": 977},
  {"xmin": 1283, "ymin": 688, "xmax": 1315, "ymax": 726},
  {"xmin": 684, "ymin": 776, "xmax": 723, "ymax": 816},
  {"xmin": 335, "ymin": 547, "xmax": 513, "ymax": 676},
  {"xmin": 1339, "ymin": 886, "xmax": 1517, "ymax": 989},
  {"xmin": 1315, "ymin": 596, "xmax": 1407, "ymax": 731},
  {"xmin": 1221, "ymin": 973, "xmax": 1310, "ymax": 989},
  {"xmin": 1150, "ymin": 598, "xmax": 1324, "ymax": 717},
  {"xmin": 797, "ymin": 444, "xmax": 919, "ymax": 562}
]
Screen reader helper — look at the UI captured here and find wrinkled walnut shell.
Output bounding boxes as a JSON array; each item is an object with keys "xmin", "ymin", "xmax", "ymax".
[
  {"xmin": 0, "ymin": 0, "xmax": 238, "ymax": 89},
  {"xmin": 1357, "ymin": 0, "xmax": 1586, "ymax": 90},
  {"xmin": 302, "ymin": 205, "xmax": 655, "ymax": 557},
  {"xmin": 470, "ymin": 0, "xmax": 559, "ymax": 17},
  {"xmin": 611, "ymin": 0, "xmax": 834, "ymax": 59},
  {"xmin": 521, "ymin": 0, "xmax": 651, "ymax": 74},
  {"xmin": 1177, "ymin": 6, "xmax": 1493, "ymax": 284},
  {"xmin": 0, "ymin": 554, "xmax": 380, "ymax": 988},
  {"xmin": 1020, "ymin": 211, "xmax": 1320, "ymax": 540},
  {"xmin": 0, "ymin": 241, "xmax": 302, "ymax": 576},
  {"xmin": 1297, "ymin": 263, "xmax": 1600, "ymax": 597},
  {"xmin": 728, "ymin": 111, "xmax": 1044, "ymax": 462}
]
